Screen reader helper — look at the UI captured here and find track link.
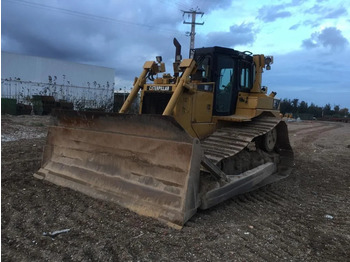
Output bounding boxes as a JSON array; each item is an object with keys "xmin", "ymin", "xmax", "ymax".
[
  {"xmin": 202, "ymin": 116, "xmax": 282, "ymax": 164},
  {"xmin": 199, "ymin": 115, "xmax": 294, "ymax": 209}
]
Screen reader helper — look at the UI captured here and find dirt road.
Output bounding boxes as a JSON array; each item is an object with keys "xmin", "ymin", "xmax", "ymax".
[{"xmin": 1, "ymin": 115, "xmax": 349, "ymax": 261}]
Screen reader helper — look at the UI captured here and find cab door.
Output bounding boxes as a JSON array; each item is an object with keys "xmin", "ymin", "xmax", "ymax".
[{"xmin": 213, "ymin": 55, "xmax": 238, "ymax": 116}]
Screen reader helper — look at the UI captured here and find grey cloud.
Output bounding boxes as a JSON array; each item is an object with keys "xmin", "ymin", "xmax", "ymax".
[
  {"xmin": 291, "ymin": 0, "xmax": 307, "ymax": 4},
  {"xmin": 264, "ymin": 48, "xmax": 350, "ymax": 108},
  {"xmin": 302, "ymin": 27, "xmax": 349, "ymax": 50},
  {"xmin": 324, "ymin": 6, "xmax": 348, "ymax": 18},
  {"xmin": 289, "ymin": 24, "xmax": 300, "ymax": 30},
  {"xmin": 3, "ymin": 0, "xmax": 350, "ymax": 109},
  {"xmin": 301, "ymin": 39, "xmax": 318, "ymax": 48},
  {"xmin": 258, "ymin": 5, "xmax": 292, "ymax": 22},
  {"xmin": 307, "ymin": 4, "xmax": 323, "ymax": 14},
  {"xmin": 303, "ymin": 20, "xmax": 320, "ymax": 28},
  {"xmin": 1, "ymin": 0, "xmax": 188, "ymax": 82},
  {"xmin": 318, "ymin": 27, "xmax": 349, "ymax": 49},
  {"xmin": 204, "ymin": 23, "xmax": 257, "ymax": 48},
  {"xmin": 191, "ymin": 0, "xmax": 232, "ymax": 13},
  {"xmin": 289, "ymin": 18, "xmax": 320, "ymax": 30},
  {"xmin": 306, "ymin": 4, "xmax": 348, "ymax": 19}
]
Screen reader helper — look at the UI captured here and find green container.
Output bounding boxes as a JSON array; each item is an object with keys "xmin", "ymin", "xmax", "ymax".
[
  {"xmin": 32, "ymin": 96, "xmax": 43, "ymax": 115},
  {"xmin": 32, "ymin": 95, "xmax": 55, "ymax": 115},
  {"xmin": 1, "ymin": 98, "xmax": 17, "ymax": 115}
]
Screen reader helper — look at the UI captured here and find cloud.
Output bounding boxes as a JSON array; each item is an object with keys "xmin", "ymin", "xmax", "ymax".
[
  {"xmin": 302, "ymin": 27, "xmax": 349, "ymax": 50},
  {"xmin": 2, "ymin": 0, "xmax": 350, "ymax": 108},
  {"xmin": 307, "ymin": 4, "xmax": 348, "ymax": 19},
  {"xmin": 289, "ymin": 24, "xmax": 300, "ymax": 30},
  {"xmin": 307, "ymin": 4, "xmax": 323, "ymax": 14},
  {"xmin": 203, "ymin": 23, "xmax": 257, "ymax": 48},
  {"xmin": 264, "ymin": 47, "xmax": 350, "ymax": 108},
  {"xmin": 317, "ymin": 27, "xmax": 349, "ymax": 49},
  {"xmin": 1, "ymin": 0, "xmax": 188, "ymax": 83},
  {"xmin": 290, "ymin": 20, "xmax": 320, "ymax": 31},
  {"xmin": 257, "ymin": 5, "xmax": 292, "ymax": 22},
  {"xmin": 324, "ymin": 6, "xmax": 348, "ymax": 19},
  {"xmin": 303, "ymin": 20, "xmax": 320, "ymax": 28},
  {"xmin": 302, "ymin": 39, "xmax": 318, "ymax": 49},
  {"xmin": 190, "ymin": 0, "xmax": 232, "ymax": 13}
]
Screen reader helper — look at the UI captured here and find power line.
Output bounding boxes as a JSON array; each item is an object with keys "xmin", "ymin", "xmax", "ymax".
[
  {"xmin": 174, "ymin": 1, "xmax": 193, "ymax": 10},
  {"xmin": 196, "ymin": 0, "xmax": 210, "ymax": 12},
  {"xmin": 4, "ymin": 0, "xmax": 181, "ymax": 34},
  {"xmin": 156, "ymin": 0, "xmax": 192, "ymax": 11}
]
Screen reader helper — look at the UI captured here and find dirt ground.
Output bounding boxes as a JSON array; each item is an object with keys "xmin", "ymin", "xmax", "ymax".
[{"xmin": 1, "ymin": 114, "xmax": 350, "ymax": 261}]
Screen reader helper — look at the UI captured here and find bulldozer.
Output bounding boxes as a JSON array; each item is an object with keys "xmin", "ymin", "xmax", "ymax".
[{"xmin": 35, "ymin": 39, "xmax": 293, "ymax": 229}]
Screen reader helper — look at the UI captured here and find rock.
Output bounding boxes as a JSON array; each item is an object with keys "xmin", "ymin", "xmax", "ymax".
[{"xmin": 325, "ymin": 214, "xmax": 333, "ymax": 220}]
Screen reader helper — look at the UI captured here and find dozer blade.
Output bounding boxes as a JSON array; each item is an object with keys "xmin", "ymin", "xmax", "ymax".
[{"xmin": 34, "ymin": 111, "xmax": 202, "ymax": 229}]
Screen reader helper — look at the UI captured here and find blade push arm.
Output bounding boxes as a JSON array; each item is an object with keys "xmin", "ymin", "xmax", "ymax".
[
  {"xmin": 119, "ymin": 61, "xmax": 157, "ymax": 114},
  {"xmin": 162, "ymin": 59, "xmax": 197, "ymax": 116}
]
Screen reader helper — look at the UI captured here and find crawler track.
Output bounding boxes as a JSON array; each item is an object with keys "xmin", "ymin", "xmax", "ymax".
[
  {"xmin": 202, "ymin": 115, "xmax": 293, "ymax": 177},
  {"xmin": 198, "ymin": 115, "xmax": 294, "ymax": 209},
  {"xmin": 202, "ymin": 116, "xmax": 282, "ymax": 164}
]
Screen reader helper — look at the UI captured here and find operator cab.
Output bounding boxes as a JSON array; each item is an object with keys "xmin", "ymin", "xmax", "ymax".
[{"xmin": 194, "ymin": 47, "xmax": 254, "ymax": 116}]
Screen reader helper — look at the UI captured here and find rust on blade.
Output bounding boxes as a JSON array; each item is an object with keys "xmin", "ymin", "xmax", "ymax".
[{"xmin": 35, "ymin": 111, "xmax": 202, "ymax": 228}]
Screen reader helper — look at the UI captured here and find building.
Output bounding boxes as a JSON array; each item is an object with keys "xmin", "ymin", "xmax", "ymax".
[{"xmin": 1, "ymin": 52, "xmax": 115, "ymax": 112}]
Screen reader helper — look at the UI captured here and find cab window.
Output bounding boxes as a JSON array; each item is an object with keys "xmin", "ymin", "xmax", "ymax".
[{"xmin": 239, "ymin": 62, "xmax": 252, "ymax": 92}]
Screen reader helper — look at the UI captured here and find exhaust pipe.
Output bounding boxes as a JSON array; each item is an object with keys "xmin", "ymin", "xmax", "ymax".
[{"xmin": 173, "ymin": 38, "xmax": 182, "ymax": 77}]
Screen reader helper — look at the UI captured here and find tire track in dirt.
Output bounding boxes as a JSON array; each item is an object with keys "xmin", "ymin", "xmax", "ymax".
[
  {"xmin": 289, "ymin": 121, "xmax": 343, "ymax": 147},
  {"xmin": 226, "ymin": 197, "xmax": 262, "ymax": 217},
  {"xmin": 235, "ymin": 233, "xmax": 283, "ymax": 261},
  {"xmin": 213, "ymin": 167, "xmax": 345, "ymax": 261},
  {"xmin": 205, "ymin": 188, "xmax": 312, "ymax": 260},
  {"xmin": 287, "ymin": 121, "xmax": 332, "ymax": 132},
  {"xmin": 195, "ymin": 190, "xmax": 309, "ymax": 260},
  {"xmin": 254, "ymin": 190, "xmax": 290, "ymax": 207},
  {"xmin": 247, "ymin": 204, "xmax": 311, "ymax": 255},
  {"xmin": 256, "ymin": 219, "xmax": 308, "ymax": 251},
  {"xmin": 1, "ymin": 158, "xmax": 42, "ymax": 166},
  {"xmin": 244, "ymin": 229, "xmax": 297, "ymax": 260}
]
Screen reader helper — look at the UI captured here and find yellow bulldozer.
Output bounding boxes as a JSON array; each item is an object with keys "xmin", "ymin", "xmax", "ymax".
[{"xmin": 35, "ymin": 39, "xmax": 293, "ymax": 229}]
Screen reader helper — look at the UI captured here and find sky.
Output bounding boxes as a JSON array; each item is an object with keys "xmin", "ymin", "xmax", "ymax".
[{"xmin": 2, "ymin": 0, "xmax": 350, "ymax": 109}]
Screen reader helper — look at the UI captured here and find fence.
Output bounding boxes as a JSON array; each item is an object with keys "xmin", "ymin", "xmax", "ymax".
[{"xmin": 1, "ymin": 78, "xmax": 114, "ymax": 111}]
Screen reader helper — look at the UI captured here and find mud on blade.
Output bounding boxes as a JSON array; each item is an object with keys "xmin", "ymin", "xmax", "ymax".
[{"xmin": 35, "ymin": 111, "xmax": 202, "ymax": 229}]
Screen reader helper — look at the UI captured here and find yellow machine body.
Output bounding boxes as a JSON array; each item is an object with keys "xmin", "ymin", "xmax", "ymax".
[{"xmin": 35, "ymin": 43, "xmax": 293, "ymax": 229}]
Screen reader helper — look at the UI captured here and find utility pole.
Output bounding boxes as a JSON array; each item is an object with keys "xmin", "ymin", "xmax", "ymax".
[{"xmin": 182, "ymin": 9, "xmax": 204, "ymax": 58}]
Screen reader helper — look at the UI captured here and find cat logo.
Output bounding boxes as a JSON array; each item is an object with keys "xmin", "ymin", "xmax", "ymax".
[{"xmin": 147, "ymin": 86, "xmax": 172, "ymax": 91}]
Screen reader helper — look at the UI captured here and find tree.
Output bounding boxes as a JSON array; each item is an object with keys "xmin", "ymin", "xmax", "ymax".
[
  {"xmin": 292, "ymin": 98, "xmax": 299, "ymax": 112},
  {"xmin": 334, "ymin": 105, "xmax": 340, "ymax": 114},
  {"xmin": 323, "ymin": 103, "xmax": 331, "ymax": 116},
  {"xmin": 298, "ymin": 101, "xmax": 308, "ymax": 114},
  {"xmin": 339, "ymin": 108, "xmax": 349, "ymax": 117},
  {"xmin": 280, "ymin": 98, "xmax": 293, "ymax": 114},
  {"xmin": 279, "ymin": 98, "xmax": 348, "ymax": 119},
  {"xmin": 308, "ymin": 103, "xmax": 322, "ymax": 118}
]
